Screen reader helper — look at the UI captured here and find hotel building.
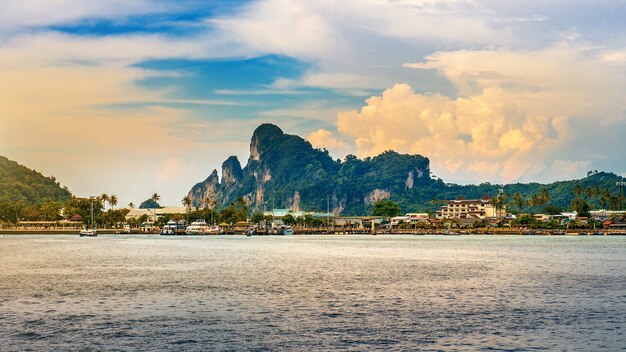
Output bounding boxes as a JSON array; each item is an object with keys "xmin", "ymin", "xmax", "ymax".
[{"xmin": 435, "ymin": 196, "xmax": 503, "ymax": 219}]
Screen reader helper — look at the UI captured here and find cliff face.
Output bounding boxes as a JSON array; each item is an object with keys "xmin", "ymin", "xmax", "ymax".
[
  {"xmin": 188, "ymin": 169, "xmax": 220, "ymax": 208},
  {"xmin": 187, "ymin": 123, "xmax": 624, "ymax": 214},
  {"xmin": 187, "ymin": 124, "xmax": 434, "ymax": 215}
]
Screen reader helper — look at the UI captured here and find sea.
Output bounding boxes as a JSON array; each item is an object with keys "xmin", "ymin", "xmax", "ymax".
[{"xmin": 0, "ymin": 235, "xmax": 624, "ymax": 351}]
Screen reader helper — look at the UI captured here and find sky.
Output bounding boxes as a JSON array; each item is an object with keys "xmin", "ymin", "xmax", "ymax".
[{"xmin": 0, "ymin": 0, "xmax": 624, "ymax": 207}]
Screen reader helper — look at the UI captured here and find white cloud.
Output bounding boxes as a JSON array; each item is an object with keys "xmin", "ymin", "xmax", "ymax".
[
  {"xmin": 334, "ymin": 83, "xmax": 570, "ymax": 183},
  {"xmin": 331, "ymin": 41, "xmax": 626, "ymax": 184},
  {"xmin": 306, "ymin": 129, "xmax": 353, "ymax": 157},
  {"xmin": 0, "ymin": 0, "xmax": 175, "ymax": 33}
]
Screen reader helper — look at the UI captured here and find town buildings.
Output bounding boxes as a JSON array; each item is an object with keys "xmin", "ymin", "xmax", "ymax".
[{"xmin": 435, "ymin": 196, "xmax": 504, "ymax": 220}]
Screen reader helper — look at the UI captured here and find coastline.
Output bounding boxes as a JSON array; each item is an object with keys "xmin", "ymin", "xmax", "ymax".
[{"xmin": 1, "ymin": 228, "xmax": 624, "ymax": 236}]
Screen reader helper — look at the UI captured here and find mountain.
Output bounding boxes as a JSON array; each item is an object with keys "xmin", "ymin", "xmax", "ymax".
[
  {"xmin": 187, "ymin": 124, "xmax": 624, "ymax": 215},
  {"xmin": 188, "ymin": 124, "xmax": 436, "ymax": 215},
  {"xmin": 0, "ymin": 155, "xmax": 73, "ymax": 204}
]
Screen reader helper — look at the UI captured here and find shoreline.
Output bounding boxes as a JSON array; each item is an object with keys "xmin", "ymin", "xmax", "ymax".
[{"xmin": 1, "ymin": 229, "xmax": 624, "ymax": 236}]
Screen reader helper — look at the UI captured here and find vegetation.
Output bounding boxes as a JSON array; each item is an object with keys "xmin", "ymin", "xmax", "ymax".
[
  {"xmin": 139, "ymin": 198, "xmax": 163, "ymax": 209},
  {"xmin": 0, "ymin": 155, "xmax": 72, "ymax": 205},
  {"xmin": 188, "ymin": 124, "xmax": 626, "ymax": 216},
  {"xmin": 371, "ymin": 199, "xmax": 402, "ymax": 217}
]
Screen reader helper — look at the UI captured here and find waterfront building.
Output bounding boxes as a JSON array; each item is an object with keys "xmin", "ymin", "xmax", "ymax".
[
  {"xmin": 125, "ymin": 206, "xmax": 187, "ymax": 222},
  {"xmin": 435, "ymin": 196, "xmax": 503, "ymax": 219}
]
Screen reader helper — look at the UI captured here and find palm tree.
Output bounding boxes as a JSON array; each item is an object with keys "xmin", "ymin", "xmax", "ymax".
[
  {"xmin": 530, "ymin": 194, "xmax": 541, "ymax": 208},
  {"xmin": 109, "ymin": 195, "xmax": 118, "ymax": 209},
  {"xmin": 573, "ymin": 184, "xmax": 583, "ymax": 198},
  {"xmin": 101, "ymin": 193, "xmax": 110, "ymax": 209},
  {"xmin": 490, "ymin": 193, "xmax": 507, "ymax": 220},
  {"xmin": 151, "ymin": 193, "xmax": 161, "ymax": 203},
  {"xmin": 512, "ymin": 192, "xmax": 525, "ymax": 213},
  {"xmin": 181, "ymin": 195, "xmax": 192, "ymax": 212},
  {"xmin": 540, "ymin": 188, "xmax": 550, "ymax": 206},
  {"xmin": 128, "ymin": 202, "xmax": 135, "ymax": 209}
]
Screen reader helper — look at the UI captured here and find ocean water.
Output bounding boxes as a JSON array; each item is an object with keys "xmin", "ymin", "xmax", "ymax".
[{"xmin": 0, "ymin": 235, "xmax": 624, "ymax": 351}]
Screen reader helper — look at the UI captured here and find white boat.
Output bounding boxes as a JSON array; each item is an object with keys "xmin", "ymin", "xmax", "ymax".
[
  {"xmin": 270, "ymin": 225, "xmax": 294, "ymax": 235},
  {"xmin": 79, "ymin": 226, "xmax": 97, "ymax": 237},
  {"xmin": 175, "ymin": 220, "xmax": 188, "ymax": 235},
  {"xmin": 160, "ymin": 220, "xmax": 177, "ymax": 235},
  {"xmin": 206, "ymin": 224, "xmax": 221, "ymax": 234},
  {"xmin": 185, "ymin": 220, "xmax": 210, "ymax": 235},
  {"xmin": 280, "ymin": 225, "xmax": 294, "ymax": 235}
]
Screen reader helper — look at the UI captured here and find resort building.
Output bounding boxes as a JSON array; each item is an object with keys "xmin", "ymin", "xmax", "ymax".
[
  {"xmin": 435, "ymin": 196, "xmax": 503, "ymax": 219},
  {"xmin": 125, "ymin": 206, "xmax": 187, "ymax": 222}
]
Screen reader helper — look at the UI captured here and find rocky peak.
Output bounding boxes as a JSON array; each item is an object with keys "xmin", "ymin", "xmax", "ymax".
[
  {"xmin": 250, "ymin": 123, "xmax": 284, "ymax": 161},
  {"xmin": 187, "ymin": 169, "xmax": 220, "ymax": 208},
  {"xmin": 221, "ymin": 156, "xmax": 243, "ymax": 186}
]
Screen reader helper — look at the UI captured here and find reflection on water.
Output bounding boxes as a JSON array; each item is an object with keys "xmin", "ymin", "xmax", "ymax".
[{"xmin": 1, "ymin": 235, "xmax": 624, "ymax": 351}]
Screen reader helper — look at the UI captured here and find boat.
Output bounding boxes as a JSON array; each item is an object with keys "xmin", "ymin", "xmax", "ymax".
[
  {"xmin": 79, "ymin": 196, "xmax": 97, "ymax": 237},
  {"xmin": 175, "ymin": 220, "xmax": 188, "ymax": 235},
  {"xmin": 245, "ymin": 225, "xmax": 256, "ymax": 236},
  {"xmin": 185, "ymin": 220, "xmax": 210, "ymax": 235},
  {"xmin": 271, "ymin": 225, "xmax": 293, "ymax": 235},
  {"xmin": 206, "ymin": 224, "xmax": 221, "ymax": 234},
  {"xmin": 281, "ymin": 225, "xmax": 294, "ymax": 235},
  {"xmin": 139, "ymin": 221, "xmax": 159, "ymax": 233},
  {"xmin": 160, "ymin": 220, "xmax": 177, "ymax": 235},
  {"xmin": 79, "ymin": 226, "xmax": 97, "ymax": 237}
]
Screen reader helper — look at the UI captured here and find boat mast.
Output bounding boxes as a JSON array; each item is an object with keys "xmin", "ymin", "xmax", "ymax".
[{"xmin": 90, "ymin": 196, "xmax": 94, "ymax": 229}]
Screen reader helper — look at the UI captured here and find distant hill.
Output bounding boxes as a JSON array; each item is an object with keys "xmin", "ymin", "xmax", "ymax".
[
  {"xmin": 188, "ymin": 124, "xmax": 624, "ymax": 215},
  {"xmin": 139, "ymin": 199, "xmax": 163, "ymax": 209},
  {"xmin": 0, "ymin": 155, "xmax": 73, "ymax": 204}
]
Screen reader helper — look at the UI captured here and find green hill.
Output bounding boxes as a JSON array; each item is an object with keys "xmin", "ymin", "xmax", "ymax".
[
  {"xmin": 188, "ymin": 124, "xmax": 624, "ymax": 215},
  {"xmin": 0, "ymin": 155, "xmax": 73, "ymax": 204}
]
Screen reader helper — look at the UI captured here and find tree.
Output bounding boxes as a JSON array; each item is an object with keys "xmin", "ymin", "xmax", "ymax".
[
  {"xmin": 151, "ymin": 193, "xmax": 161, "ymax": 203},
  {"xmin": 511, "ymin": 192, "xmax": 525, "ymax": 213},
  {"xmin": 573, "ymin": 184, "xmax": 583, "ymax": 198},
  {"xmin": 283, "ymin": 214, "xmax": 295, "ymax": 225},
  {"xmin": 128, "ymin": 202, "xmax": 135, "ymax": 209},
  {"xmin": 109, "ymin": 195, "xmax": 118, "ymax": 209},
  {"xmin": 251, "ymin": 212, "xmax": 264, "ymax": 224},
  {"xmin": 570, "ymin": 198, "xmax": 591, "ymax": 217},
  {"xmin": 540, "ymin": 188, "xmax": 550, "ymax": 205},
  {"xmin": 542, "ymin": 205, "xmax": 563, "ymax": 215},
  {"xmin": 490, "ymin": 192, "xmax": 507, "ymax": 219},
  {"xmin": 371, "ymin": 199, "xmax": 402, "ymax": 217},
  {"xmin": 101, "ymin": 193, "xmax": 110, "ymax": 210},
  {"xmin": 181, "ymin": 196, "xmax": 192, "ymax": 212}
]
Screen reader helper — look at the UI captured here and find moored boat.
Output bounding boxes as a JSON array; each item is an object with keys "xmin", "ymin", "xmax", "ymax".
[
  {"xmin": 185, "ymin": 220, "xmax": 210, "ymax": 235},
  {"xmin": 175, "ymin": 220, "xmax": 188, "ymax": 235},
  {"xmin": 79, "ymin": 196, "xmax": 97, "ymax": 237},
  {"xmin": 160, "ymin": 220, "xmax": 177, "ymax": 235},
  {"xmin": 79, "ymin": 226, "xmax": 97, "ymax": 237}
]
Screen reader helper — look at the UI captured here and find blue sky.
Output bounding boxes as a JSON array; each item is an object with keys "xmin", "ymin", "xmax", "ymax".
[{"xmin": 0, "ymin": 0, "xmax": 624, "ymax": 206}]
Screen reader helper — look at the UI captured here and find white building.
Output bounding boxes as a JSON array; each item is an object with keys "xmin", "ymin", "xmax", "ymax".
[
  {"xmin": 125, "ymin": 206, "xmax": 187, "ymax": 221},
  {"xmin": 436, "ymin": 196, "xmax": 502, "ymax": 219}
]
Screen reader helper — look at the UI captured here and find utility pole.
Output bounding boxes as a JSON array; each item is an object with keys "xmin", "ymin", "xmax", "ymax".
[{"xmin": 327, "ymin": 195, "xmax": 330, "ymax": 228}]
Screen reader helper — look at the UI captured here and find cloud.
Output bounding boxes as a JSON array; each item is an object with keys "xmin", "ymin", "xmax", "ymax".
[
  {"xmin": 334, "ymin": 83, "xmax": 570, "ymax": 183},
  {"xmin": 0, "ymin": 0, "xmax": 175, "ymax": 33},
  {"xmin": 331, "ymin": 41, "xmax": 626, "ymax": 184},
  {"xmin": 306, "ymin": 129, "xmax": 353, "ymax": 157},
  {"xmin": 403, "ymin": 45, "xmax": 625, "ymax": 121},
  {"xmin": 210, "ymin": 0, "xmax": 507, "ymax": 91}
]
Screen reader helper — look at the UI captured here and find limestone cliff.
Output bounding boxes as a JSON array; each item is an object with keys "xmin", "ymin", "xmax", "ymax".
[{"xmin": 187, "ymin": 123, "xmax": 434, "ymax": 215}]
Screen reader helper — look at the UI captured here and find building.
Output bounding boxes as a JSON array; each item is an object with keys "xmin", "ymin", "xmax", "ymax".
[
  {"xmin": 390, "ymin": 213, "xmax": 430, "ymax": 226},
  {"xmin": 436, "ymin": 196, "xmax": 503, "ymax": 219},
  {"xmin": 125, "ymin": 206, "xmax": 187, "ymax": 222}
]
